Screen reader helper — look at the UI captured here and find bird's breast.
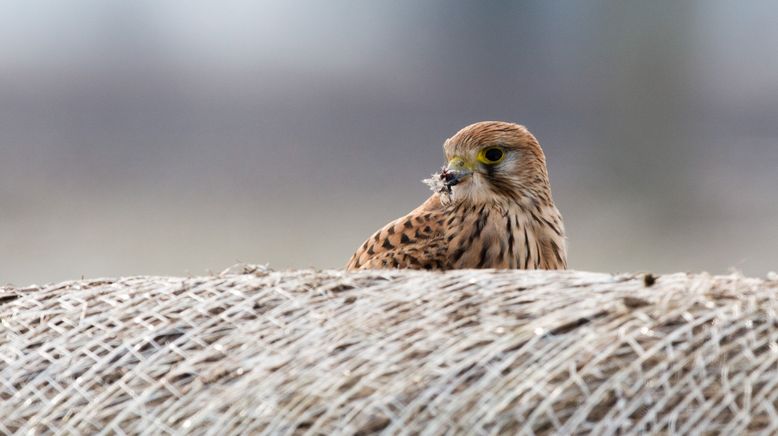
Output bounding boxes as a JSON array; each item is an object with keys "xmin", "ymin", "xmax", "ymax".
[{"xmin": 444, "ymin": 202, "xmax": 566, "ymax": 270}]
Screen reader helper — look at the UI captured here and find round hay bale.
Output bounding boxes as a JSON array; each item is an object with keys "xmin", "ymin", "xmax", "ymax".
[{"xmin": 1, "ymin": 267, "xmax": 777, "ymax": 434}]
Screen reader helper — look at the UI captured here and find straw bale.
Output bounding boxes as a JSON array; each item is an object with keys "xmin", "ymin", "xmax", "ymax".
[{"xmin": 2, "ymin": 266, "xmax": 778, "ymax": 435}]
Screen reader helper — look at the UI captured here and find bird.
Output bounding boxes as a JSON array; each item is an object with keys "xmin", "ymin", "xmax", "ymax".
[{"xmin": 346, "ymin": 121, "xmax": 566, "ymax": 271}]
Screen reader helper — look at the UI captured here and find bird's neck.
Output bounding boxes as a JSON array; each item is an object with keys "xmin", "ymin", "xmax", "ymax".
[{"xmin": 442, "ymin": 191, "xmax": 550, "ymax": 216}]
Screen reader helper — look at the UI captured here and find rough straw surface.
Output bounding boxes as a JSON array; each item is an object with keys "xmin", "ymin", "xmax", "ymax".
[{"xmin": 2, "ymin": 266, "xmax": 778, "ymax": 435}]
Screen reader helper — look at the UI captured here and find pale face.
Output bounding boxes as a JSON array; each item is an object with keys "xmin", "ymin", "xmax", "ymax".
[{"xmin": 441, "ymin": 144, "xmax": 524, "ymax": 204}]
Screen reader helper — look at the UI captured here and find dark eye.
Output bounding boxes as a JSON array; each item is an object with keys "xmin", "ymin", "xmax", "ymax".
[{"xmin": 481, "ymin": 147, "xmax": 504, "ymax": 163}]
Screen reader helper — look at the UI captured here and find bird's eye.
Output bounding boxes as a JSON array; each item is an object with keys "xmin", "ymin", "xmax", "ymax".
[{"xmin": 478, "ymin": 147, "xmax": 505, "ymax": 164}]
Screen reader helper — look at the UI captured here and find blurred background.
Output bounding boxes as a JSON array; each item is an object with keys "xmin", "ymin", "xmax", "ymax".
[{"xmin": 2, "ymin": 1, "xmax": 777, "ymax": 285}]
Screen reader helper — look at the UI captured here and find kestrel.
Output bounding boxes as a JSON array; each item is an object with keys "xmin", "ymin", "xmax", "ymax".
[{"xmin": 346, "ymin": 121, "xmax": 567, "ymax": 271}]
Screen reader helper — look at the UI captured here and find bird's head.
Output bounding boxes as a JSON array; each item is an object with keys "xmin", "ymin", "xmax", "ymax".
[{"xmin": 439, "ymin": 121, "xmax": 552, "ymax": 205}]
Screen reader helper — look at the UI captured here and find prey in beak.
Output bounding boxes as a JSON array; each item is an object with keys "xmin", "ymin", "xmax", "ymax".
[
  {"xmin": 423, "ymin": 156, "xmax": 474, "ymax": 195},
  {"xmin": 440, "ymin": 156, "xmax": 473, "ymax": 187}
]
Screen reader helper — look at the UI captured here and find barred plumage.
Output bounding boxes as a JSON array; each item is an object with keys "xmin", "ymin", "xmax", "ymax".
[{"xmin": 347, "ymin": 121, "xmax": 566, "ymax": 271}]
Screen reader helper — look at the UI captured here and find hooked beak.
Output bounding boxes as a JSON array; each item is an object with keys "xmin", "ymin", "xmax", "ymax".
[{"xmin": 440, "ymin": 156, "xmax": 474, "ymax": 187}]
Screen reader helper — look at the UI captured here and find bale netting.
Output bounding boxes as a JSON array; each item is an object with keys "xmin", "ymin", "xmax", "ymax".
[{"xmin": 2, "ymin": 267, "xmax": 778, "ymax": 435}]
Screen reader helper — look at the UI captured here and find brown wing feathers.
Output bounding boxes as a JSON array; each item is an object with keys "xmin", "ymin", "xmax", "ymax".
[{"xmin": 346, "ymin": 196, "xmax": 448, "ymax": 270}]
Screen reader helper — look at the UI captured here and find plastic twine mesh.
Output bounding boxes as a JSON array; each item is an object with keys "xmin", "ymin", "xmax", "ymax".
[{"xmin": 2, "ymin": 266, "xmax": 778, "ymax": 435}]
